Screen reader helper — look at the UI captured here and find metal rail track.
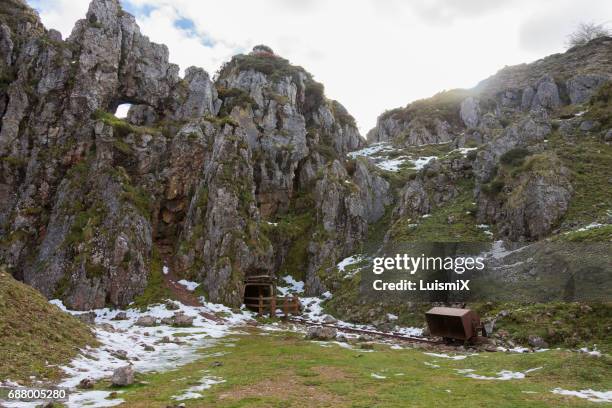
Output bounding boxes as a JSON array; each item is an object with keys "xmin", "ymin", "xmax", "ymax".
[{"xmin": 286, "ymin": 316, "xmax": 444, "ymax": 345}]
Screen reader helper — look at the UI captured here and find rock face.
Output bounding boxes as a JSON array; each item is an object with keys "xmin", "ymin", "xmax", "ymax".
[
  {"xmin": 0, "ymin": 0, "xmax": 386, "ymax": 309},
  {"xmin": 366, "ymin": 37, "xmax": 611, "ymax": 243},
  {"xmin": 1, "ymin": 0, "xmax": 610, "ymax": 312}
]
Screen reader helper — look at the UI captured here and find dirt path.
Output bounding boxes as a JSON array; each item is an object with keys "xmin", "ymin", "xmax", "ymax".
[{"xmin": 155, "ymin": 240, "xmax": 202, "ymax": 307}]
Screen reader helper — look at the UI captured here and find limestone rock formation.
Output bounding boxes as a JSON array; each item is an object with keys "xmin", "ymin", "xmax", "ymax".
[{"xmin": 0, "ymin": 0, "xmax": 384, "ymax": 309}]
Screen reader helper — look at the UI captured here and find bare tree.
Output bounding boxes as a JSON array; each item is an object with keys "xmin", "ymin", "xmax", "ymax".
[{"xmin": 566, "ymin": 22, "xmax": 611, "ymax": 48}]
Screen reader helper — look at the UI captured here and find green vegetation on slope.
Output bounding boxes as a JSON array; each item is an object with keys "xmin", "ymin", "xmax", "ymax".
[
  {"xmin": 0, "ymin": 269, "xmax": 97, "ymax": 385},
  {"xmin": 131, "ymin": 247, "xmax": 174, "ymax": 310},
  {"xmin": 389, "ymin": 179, "xmax": 491, "ymax": 243},
  {"xmin": 550, "ymin": 132, "xmax": 612, "ymax": 233}
]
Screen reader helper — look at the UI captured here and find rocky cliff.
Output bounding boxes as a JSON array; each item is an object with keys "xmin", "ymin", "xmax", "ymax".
[
  {"xmin": 1, "ymin": 0, "xmax": 610, "ymax": 313},
  {"xmin": 367, "ymin": 37, "xmax": 612, "ymax": 244},
  {"xmin": 0, "ymin": 0, "xmax": 390, "ymax": 309}
]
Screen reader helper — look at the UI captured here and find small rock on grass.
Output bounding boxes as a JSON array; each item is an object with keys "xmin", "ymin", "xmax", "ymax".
[
  {"xmin": 78, "ymin": 378, "xmax": 95, "ymax": 389},
  {"xmin": 528, "ymin": 335, "xmax": 548, "ymax": 348},
  {"xmin": 77, "ymin": 312, "xmax": 96, "ymax": 325},
  {"xmin": 305, "ymin": 326, "xmax": 337, "ymax": 340}
]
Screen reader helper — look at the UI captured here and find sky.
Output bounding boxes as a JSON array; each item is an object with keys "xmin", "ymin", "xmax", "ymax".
[{"xmin": 28, "ymin": 0, "xmax": 612, "ymax": 133}]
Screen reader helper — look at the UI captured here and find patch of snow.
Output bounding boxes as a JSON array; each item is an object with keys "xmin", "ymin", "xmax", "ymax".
[
  {"xmin": 477, "ymin": 224, "xmax": 489, "ymax": 229},
  {"xmin": 66, "ymin": 390, "xmax": 125, "ymax": 408},
  {"xmin": 393, "ymin": 326, "xmax": 423, "ymax": 337},
  {"xmin": 412, "ymin": 156, "xmax": 436, "ymax": 170},
  {"xmin": 337, "ymin": 255, "xmax": 364, "ymax": 272},
  {"xmin": 579, "ymin": 346, "xmax": 602, "ymax": 357},
  {"xmin": 172, "ymin": 375, "xmax": 225, "ymax": 401},
  {"xmin": 276, "ymin": 276, "xmax": 305, "ymax": 296},
  {"xmin": 424, "ymin": 362, "xmax": 440, "ymax": 368},
  {"xmin": 424, "ymin": 352, "xmax": 477, "ymax": 361},
  {"xmin": 387, "ymin": 313, "xmax": 398, "ymax": 321},
  {"xmin": 456, "ymin": 367, "xmax": 542, "ymax": 381},
  {"xmin": 565, "ymin": 222, "xmax": 605, "ymax": 234},
  {"xmin": 162, "ymin": 265, "xmax": 169, "ymax": 275},
  {"xmin": 482, "ymin": 240, "xmax": 530, "ymax": 260},
  {"xmin": 347, "ymin": 142, "xmax": 393, "ymax": 158},
  {"xmin": 551, "ymin": 388, "xmax": 612, "ymax": 403},
  {"xmin": 45, "ymin": 298, "xmax": 254, "ymax": 406},
  {"xmin": 376, "ymin": 157, "xmax": 409, "ymax": 172},
  {"xmin": 177, "ymin": 280, "xmax": 200, "ymax": 291},
  {"xmin": 371, "ymin": 373, "xmax": 386, "ymax": 379},
  {"xmin": 266, "ymin": 221, "xmax": 278, "ymax": 226},
  {"xmin": 421, "ymin": 214, "xmax": 431, "ymax": 218},
  {"xmin": 450, "ymin": 147, "xmax": 477, "ymax": 156},
  {"xmin": 509, "ymin": 347, "xmax": 530, "ymax": 353},
  {"xmin": 298, "ymin": 296, "xmax": 422, "ymax": 338}
]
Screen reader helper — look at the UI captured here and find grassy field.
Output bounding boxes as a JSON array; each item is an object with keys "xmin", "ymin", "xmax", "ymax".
[{"xmin": 96, "ymin": 328, "xmax": 610, "ymax": 407}]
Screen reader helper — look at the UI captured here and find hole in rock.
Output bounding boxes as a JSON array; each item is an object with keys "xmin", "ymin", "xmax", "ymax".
[{"xmin": 114, "ymin": 103, "xmax": 132, "ymax": 118}]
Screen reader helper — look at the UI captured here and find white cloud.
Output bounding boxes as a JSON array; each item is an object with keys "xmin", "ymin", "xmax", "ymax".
[{"xmin": 28, "ymin": 0, "xmax": 612, "ymax": 133}]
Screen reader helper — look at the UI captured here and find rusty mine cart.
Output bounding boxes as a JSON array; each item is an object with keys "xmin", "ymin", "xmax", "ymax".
[
  {"xmin": 243, "ymin": 275, "xmax": 301, "ymax": 317},
  {"xmin": 425, "ymin": 307, "xmax": 487, "ymax": 343}
]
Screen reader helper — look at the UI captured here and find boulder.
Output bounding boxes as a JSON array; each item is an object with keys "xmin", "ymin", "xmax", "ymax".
[
  {"xmin": 78, "ymin": 378, "xmax": 95, "ymax": 389},
  {"xmin": 172, "ymin": 312, "xmax": 195, "ymax": 327},
  {"xmin": 579, "ymin": 120, "xmax": 599, "ymax": 132},
  {"xmin": 112, "ymin": 312, "xmax": 128, "ymax": 321},
  {"xmin": 527, "ymin": 335, "xmax": 548, "ymax": 348},
  {"xmin": 134, "ymin": 316, "xmax": 157, "ymax": 327},
  {"xmin": 322, "ymin": 315, "xmax": 338, "ymax": 324},
  {"xmin": 111, "ymin": 365, "xmax": 134, "ymax": 386},
  {"xmin": 76, "ymin": 312, "xmax": 97, "ymax": 325},
  {"xmin": 305, "ymin": 326, "xmax": 337, "ymax": 340},
  {"xmin": 110, "ymin": 349, "xmax": 128, "ymax": 360},
  {"xmin": 533, "ymin": 75, "xmax": 561, "ymax": 110},
  {"xmin": 566, "ymin": 74, "xmax": 608, "ymax": 104}
]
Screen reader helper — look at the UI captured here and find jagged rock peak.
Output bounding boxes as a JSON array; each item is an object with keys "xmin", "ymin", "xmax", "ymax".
[{"xmin": 250, "ymin": 44, "xmax": 275, "ymax": 56}]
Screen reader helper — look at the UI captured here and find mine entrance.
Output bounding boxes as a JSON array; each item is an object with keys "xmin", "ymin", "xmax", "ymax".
[{"xmin": 243, "ymin": 275, "xmax": 301, "ymax": 317}]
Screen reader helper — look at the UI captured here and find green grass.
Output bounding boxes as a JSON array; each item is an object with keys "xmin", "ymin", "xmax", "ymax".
[
  {"xmin": 92, "ymin": 110, "xmax": 159, "ymax": 139},
  {"xmin": 104, "ymin": 329, "xmax": 611, "ymax": 407},
  {"xmin": 549, "ymin": 133, "xmax": 612, "ymax": 231},
  {"xmin": 584, "ymin": 81, "xmax": 612, "ymax": 128},
  {"xmin": 0, "ymin": 269, "xmax": 97, "ymax": 384},
  {"xmin": 558, "ymin": 225, "xmax": 612, "ymax": 242}
]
